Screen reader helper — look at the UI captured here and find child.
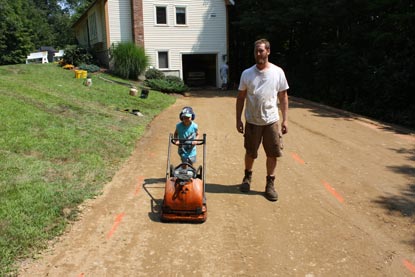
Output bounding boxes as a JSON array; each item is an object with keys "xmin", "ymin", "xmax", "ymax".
[{"xmin": 174, "ymin": 106, "xmax": 199, "ymax": 165}]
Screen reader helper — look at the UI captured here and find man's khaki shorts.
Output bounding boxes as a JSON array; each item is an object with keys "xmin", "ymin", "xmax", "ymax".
[{"xmin": 244, "ymin": 122, "xmax": 283, "ymax": 158}]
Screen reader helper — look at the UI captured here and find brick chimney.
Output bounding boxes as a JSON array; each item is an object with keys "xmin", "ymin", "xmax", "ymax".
[{"xmin": 131, "ymin": 0, "xmax": 144, "ymax": 47}]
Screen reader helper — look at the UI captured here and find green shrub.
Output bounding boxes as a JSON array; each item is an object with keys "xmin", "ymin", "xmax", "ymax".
[
  {"xmin": 78, "ymin": 64, "xmax": 100, "ymax": 73},
  {"xmin": 144, "ymin": 78, "xmax": 188, "ymax": 94},
  {"xmin": 62, "ymin": 45, "xmax": 93, "ymax": 66},
  {"xmin": 165, "ymin": 75, "xmax": 183, "ymax": 83},
  {"xmin": 111, "ymin": 42, "xmax": 148, "ymax": 80},
  {"xmin": 145, "ymin": 68, "xmax": 165, "ymax": 80}
]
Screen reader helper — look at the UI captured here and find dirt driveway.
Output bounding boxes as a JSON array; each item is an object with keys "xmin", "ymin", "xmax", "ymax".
[{"xmin": 19, "ymin": 90, "xmax": 414, "ymax": 276}]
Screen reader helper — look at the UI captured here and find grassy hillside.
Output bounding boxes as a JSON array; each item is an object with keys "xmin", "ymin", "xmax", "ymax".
[{"xmin": 0, "ymin": 64, "xmax": 176, "ymax": 275}]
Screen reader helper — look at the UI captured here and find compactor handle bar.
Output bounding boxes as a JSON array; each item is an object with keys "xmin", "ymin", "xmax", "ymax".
[{"xmin": 171, "ymin": 135, "xmax": 206, "ymax": 146}]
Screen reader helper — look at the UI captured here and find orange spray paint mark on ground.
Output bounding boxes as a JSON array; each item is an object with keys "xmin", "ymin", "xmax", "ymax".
[
  {"xmin": 106, "ymin": 213, "xmax": 125, "ymax": 239},
  {"xmin": 403, "ymin": 259, "xmax": 415, "ymax": 273},
  {"xmin": 291, "ymin": 152, "xmax": 305, "ymax": 164},
  {"xmin": 79, "ymin": 273, "xmax": 85, "ymax": 277},
  {"xmin": 134, "ymin": 176, "xmax": 144, "ymax": 196},
  {"xmin": 322, "ymin": 181, "xmax": 344, "ymax": 203}
]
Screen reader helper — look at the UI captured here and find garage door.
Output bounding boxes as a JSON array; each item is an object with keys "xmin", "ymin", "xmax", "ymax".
[{"xmin": 182, "ymin": 54, "xmax": 217, "ymax": 87}]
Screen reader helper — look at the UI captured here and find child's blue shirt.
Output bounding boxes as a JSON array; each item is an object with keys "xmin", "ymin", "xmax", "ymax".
[{"xmin": 176, "ymin": 121, "xmax": 198, "ymax": 161}]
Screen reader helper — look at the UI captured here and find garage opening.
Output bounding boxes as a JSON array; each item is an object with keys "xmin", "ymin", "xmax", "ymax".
[{"xmin": 182, "ymin": 54, "xmax": 217, "ymax": 87}]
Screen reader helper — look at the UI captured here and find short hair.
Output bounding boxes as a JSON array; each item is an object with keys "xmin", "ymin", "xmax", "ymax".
[{"xmin": 254, "ymin": 38, "xmax": 270, "ymax": 50}]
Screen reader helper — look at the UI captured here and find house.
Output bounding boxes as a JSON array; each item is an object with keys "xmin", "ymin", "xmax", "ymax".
[{"xmin": 73, "ymin": 0, "xmax": 235, "ymax": 88}]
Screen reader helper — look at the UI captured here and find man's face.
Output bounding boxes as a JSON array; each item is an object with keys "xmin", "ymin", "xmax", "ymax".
[{"xmin": 254, "ymin": 43, "xmax": 269, "ymax": 65}]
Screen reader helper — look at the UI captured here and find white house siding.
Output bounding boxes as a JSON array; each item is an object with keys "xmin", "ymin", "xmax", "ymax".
[
  {"xmin": 108, "ymin": 0, "xmax": 133, "ymax": 46},
  {"xmin": 142, "ymin": 0, "xmax": 228, "ymax": 87}
]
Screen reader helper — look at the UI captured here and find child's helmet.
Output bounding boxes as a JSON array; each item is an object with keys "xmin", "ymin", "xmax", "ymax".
[{"xmin": 179, "ymin": 106, "xmax": 195, "ymax": 120}]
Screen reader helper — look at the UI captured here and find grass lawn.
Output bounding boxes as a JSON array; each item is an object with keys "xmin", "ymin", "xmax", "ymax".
[{"xmin": 0, "ymin": 63, "xmax": 176, "ymax": 275}]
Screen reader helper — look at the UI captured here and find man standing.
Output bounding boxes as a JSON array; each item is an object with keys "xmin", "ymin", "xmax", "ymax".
[{"xmin": 236, "ymin": 38, "xmax": 289, "ymax": 201}]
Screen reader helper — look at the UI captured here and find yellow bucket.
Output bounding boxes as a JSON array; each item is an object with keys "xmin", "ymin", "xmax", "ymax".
[
  {"xmin": 74, "ymin": 70, "xmax": 82, "ymax": 78},
  {"xmin": 81, "ymin": 70, "xmax": 88, "ymax": 78}
]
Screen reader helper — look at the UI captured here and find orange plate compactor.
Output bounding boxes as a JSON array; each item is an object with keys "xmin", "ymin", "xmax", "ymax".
[{"xmin": 161, "ymin": 134, "xmax": 207, "ymax": 223}]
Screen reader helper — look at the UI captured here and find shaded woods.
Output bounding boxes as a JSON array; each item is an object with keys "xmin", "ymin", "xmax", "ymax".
[{"xmin": 228, "ymin": 0, "xmax": 414, "ymax": 129}]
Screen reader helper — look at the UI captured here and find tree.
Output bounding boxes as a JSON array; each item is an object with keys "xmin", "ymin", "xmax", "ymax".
[
  {"xmin": 0, "ymin": 0, "xmax": 34, "ymax": 64},
  {"xmin": 0, "ymin": 0, "xmax": 91, "ymax": 65},
  {"xmin": 229, "ymin": 0, "xmax": 415, "ymax": 128}
]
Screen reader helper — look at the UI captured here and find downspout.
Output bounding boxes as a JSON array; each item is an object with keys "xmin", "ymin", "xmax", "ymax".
[
  {"xmin": 104, "ymin": 0, "xmax": 110, "ymax": 50},
  {"xmin": 104, "ymin": 0, "xmax": 111, "ymax": 68},
  {"xmin": 87, "ymin": 18, "xmax": 91, "ymax": 49}
]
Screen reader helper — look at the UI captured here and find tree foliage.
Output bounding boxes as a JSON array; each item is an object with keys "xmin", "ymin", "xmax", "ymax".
[
  {"xmin": 0, "ymin": 0, "xmax": 91, "ymax": 65},
  {"xmin": 229, "ymin": 0, "xmax": 415, "ymax": 128},
  {"xmin": 0, "ymin": 0, "xmax": 34, "ymax": 64}
]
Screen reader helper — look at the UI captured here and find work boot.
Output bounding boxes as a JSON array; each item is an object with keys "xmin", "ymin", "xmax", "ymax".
[
  {"xmin": 265, "ymin": 175, "xmax": 278, "ymax": 201},
  {"xmin": 240, "ymin": 170, "xmax": 252, "ymax": 193}
]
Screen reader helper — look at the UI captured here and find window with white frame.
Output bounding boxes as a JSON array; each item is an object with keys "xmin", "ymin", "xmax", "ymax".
[
  {"xmin": 158, "ymin": 51, "xmax": 169, "ymax": 69},
  {"xmin": 175, "ymin": 6, "xmax": 187, "ymax": 25},
  {"xmin": 155, "ymin": 6, "xmax": 167, "ymax": 25}
]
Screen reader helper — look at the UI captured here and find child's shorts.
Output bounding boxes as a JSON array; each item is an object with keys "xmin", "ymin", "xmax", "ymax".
[{"xmin": 181, "ymin": 155, "xmax": 196, "ymax": 165}]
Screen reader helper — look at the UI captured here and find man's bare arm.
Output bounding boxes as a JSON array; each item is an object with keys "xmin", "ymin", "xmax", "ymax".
[
  {"xmin": 236, "ymin": 89, "xmax": 247, "ymax": 133},
  {"xmin": 278, "ymin": 90, "xmax": 289, "ymax": 134}
]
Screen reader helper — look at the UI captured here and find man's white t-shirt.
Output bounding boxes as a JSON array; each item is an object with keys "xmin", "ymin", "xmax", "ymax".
[{"xmin": 238, "ymin": 63, "xmax": 289, "ymax": 126}]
